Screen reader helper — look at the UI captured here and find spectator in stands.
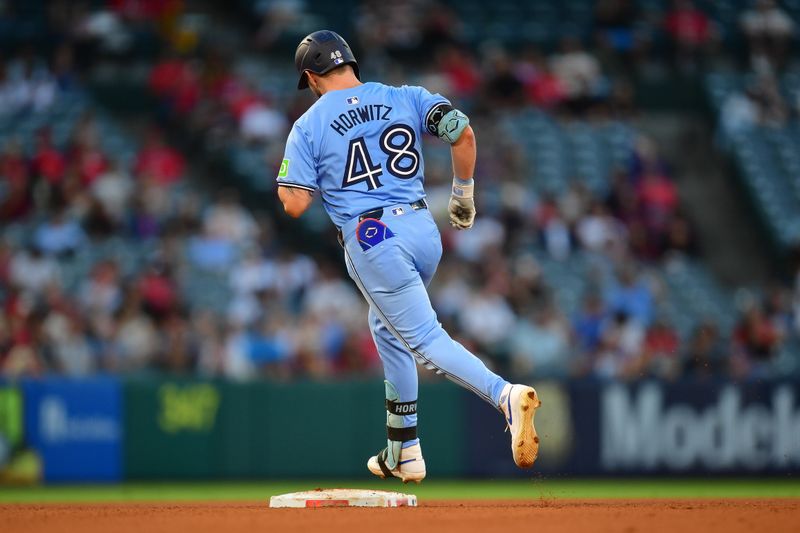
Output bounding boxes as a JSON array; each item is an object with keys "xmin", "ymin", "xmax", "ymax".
[
  {"xmin": 482, "ymin": 47, "xmax": 525, "ymax": 108},
  {"xmin": 637, "ymin": 164, "xmax": 679, "ymax": 235},
  {"xmin": 641, "ymin": 319, "xmax": 681, "ymax": 378},
  {"xmin": 91, "ymin": 159, "xmax": 133, "ymax": 222},
  {"xmin": 253, "ymin": 0, "xmax": 308, "ymax": 51},
  {"xmin": 594, "ymin": 310, "xmax": 645, "ymax": 379},
  {"xmin": 664, "ymin": 213, "xmax": 697, "ymax": 257},
  {"xmin": 450, "ymin": 216, "xmax": 505, "ymax": 262},
  {"xmin": 45, "ymin": 312, "xmax": 96, "ymax": 376},
  {"xmin": 629, "ymin": 135, "xmax": 670, "ymax": 183},
  {"xmin": 193, "ymin": 310, "xmax": 224, "ymax": 376},
  {"xmin": 663, "ymin": 0, "xmax": 717, "ymax": 71},
  {"xmin": 458, "ymin": 285, "xmax": 516, "ymax": 354},
  {"xmin": 605, "ymin": 265, "xmax": 655, "ymax": 326},
  {"xmin": 78, "ymin": 260, "xmax": 122, "ymax": 316},
  {"xmin": 550, "ymin": 37, "xmax": 606, "ymax": 114},
  {"xmin": 418, "ymin": 2, "xmax": 461, "ymax": 53},
  {"xmin": 270, "ymin": 250, "xmax": 316, "ymax": 306},
  {"xmin": 303, "ymin": 262, "xmax": 364, "ymax": 325},
  {"xmin": 517, "ymin": 49, "xmax": 566, "ymax": 110},
  {"xmin": 52, "ymin": 43, "xmax": 78, "ymax": 91},
  {"xmin": 683, "ymin": 321, "xmax": 727, "ymax": 378},
  {"xmin": 573, "ymin": 292, "xmax": 607, "ymax": 356},
  {"xmin": 68, "ymin": 114, "xmax": 109, "ymax": 186},
  {"xmin": 355, "ymin": 0, "xmax": 425, "ymax": 63},
  {"xmin": 741, "ymin": 0, "xmax": 794, "ymax": 71},
  {"xmin": 230, "ymin": 246, "xmax": 275, "ymax": 297},
  {"xmin": 137, "ymin": 261, "xmax": 179, "ymax": 321},
  {"xmin": 0, "ymin": 52, "xmax": 57, "ymax": 115},
  {"xmin": 435, "ymin": 45, "xmax": 481, "ymax": 100},
  {"xmin": 594, "ymin": 0, "xmax": 640, "ymax": 57},
  {"xmin": 157, "ymin": 311, "xmax": 199, "ymax": 374},
  {"xmin": 187, "ymin": 230, "xmax": 237, "ymax": 271},
  {"xmin": 31, "ymin": 128, "xmax": 66, "ymax": 186},
  {"xmin": 576, "ymin": 201, "xmax": 625, "ymax": 254},
  {"xmin": 509, "ymin": 303, "xmax": 571, "ymax": 378},
  {"xmin": 0, "ymin": 137, "xmax": 31, "ymax": 221},
  {"xmin": 430, "ymin": 262, "xmax": 474, "ymax": 322},
  {"xmin": 34, "ymin": 208, "xmax": 87, "ymax": 257},
  {"xmin": 542, "ymin": 210, "xmax": 572, "ymax": 261},
  {"xmin": 749, "ymin": 74, "xmax": 789, "ymax": 126},
  {"xmin": 239, "ymin": 98, "xmax": 288, "ymax": 143},
  {"xmin": 110, "ymin": 286, "xmax": 158, "ymax": 372},
  {"xmin": 203, "ymin": 188, "xmax": 257, "ymax": 244},
  {"xmin": 732, "ymin": 303, "xmax": 781, "ymax": 376},
  {"xmin": 245, "ymin": 313, "xmax": 293, "ymax": 377},
  {"xmin": 134, "ymin": 129, "xmax": 186, "ymax": 185},
  {"xmin": 1, "ymin": 301, "xmax": 47, "ymax": 378},
  {"xmin": 9, "ymin": 245, "xmax": 61, "ymax": 297},
  {"xmin": 0, "ymin": 239, "xmax": 12, "ymax": 286}
]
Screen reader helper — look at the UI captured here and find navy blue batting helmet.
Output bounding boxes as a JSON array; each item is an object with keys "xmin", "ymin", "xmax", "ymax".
[{"xmin": 294, "ymin": 30, "xmax": 360, "ymax": 90}]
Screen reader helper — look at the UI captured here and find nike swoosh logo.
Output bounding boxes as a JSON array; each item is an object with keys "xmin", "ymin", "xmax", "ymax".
[
  {"xmin": 399, "ymin": 459, "xmax": 416, "ymax": 465},
  {"xmin": 505, "ymin": 386, "xmax": 513, "ymax": 426}
]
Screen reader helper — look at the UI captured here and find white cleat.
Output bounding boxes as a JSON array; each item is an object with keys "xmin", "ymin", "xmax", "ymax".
[
  {"xmin": 499, "ymin": 384, "xmax": 542, "ymax": 468},
  {"xmin": 367, "ymin": 442, "xmax": 426, "ymax": 484}
]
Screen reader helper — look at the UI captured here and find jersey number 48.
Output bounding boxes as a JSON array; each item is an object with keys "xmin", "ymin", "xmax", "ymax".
[{"xmin": 342, "ymin": 124, "xmax": 420, "ymax": 190}]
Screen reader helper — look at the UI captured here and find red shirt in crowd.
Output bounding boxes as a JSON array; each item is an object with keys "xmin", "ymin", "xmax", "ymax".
[
  {"xmin": 637, "ymin": 174, "xmax": 678, "ymax": 214},
  {"xmin": 134, "ymin": 143, "xmax": 185, "ymax": 185},
  {"xmin": 149, "ymin": 59, "xmax": 185, "ymax": 96},
  {"xmin": 32, "ymin": 145, "xmax": 66, "ymax": 184},
  {"xmin": 526, "ymin": 73, "xmax": 566, "ymax": 109},
  {"xmin": 645, "ymin": 324, "xmax": 680, "ymax": 356},
  {"xmin": 72, "ymin": 147, "xmax": 109, "ymax": 186},
  {"xmin": 0, "ymin": 152, "xmax": 28, "ymax": 187},
  {"xmin": 664, "ymin": 5, "xmax": 712, "ymax": 45},
  {"xmin": 149, "ymin": 59, "xmax": 201, "ymax": 115},
  {"xmin": 138, "ymin": 272, "xmax": 178, "ymax": 314}
]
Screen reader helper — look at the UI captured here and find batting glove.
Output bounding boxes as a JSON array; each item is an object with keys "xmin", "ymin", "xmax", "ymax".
[{"xmin": 448, "ymin": 177, "xmax": 475, "ymax": 230}]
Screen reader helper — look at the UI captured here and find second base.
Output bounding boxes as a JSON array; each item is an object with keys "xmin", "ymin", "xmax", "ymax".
[{"xmin": 269, "ymin": 488, "xmax": 417, "ymax": 508}]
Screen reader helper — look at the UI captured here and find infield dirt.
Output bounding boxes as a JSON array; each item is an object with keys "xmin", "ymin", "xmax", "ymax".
[{"xmin": 1, "ymin": 499, "xmax": 798, "ymax": 533}]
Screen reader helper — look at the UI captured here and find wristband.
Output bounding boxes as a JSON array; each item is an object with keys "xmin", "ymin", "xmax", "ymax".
[{"xmin": 452, "ymin": 177, "xmax": 474, "ymax": 199}]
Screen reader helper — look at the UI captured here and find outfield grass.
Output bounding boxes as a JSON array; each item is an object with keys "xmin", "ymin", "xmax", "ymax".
[{"xmin": 0, "ymin": 478, "xmax": 799, "ymax": 503}]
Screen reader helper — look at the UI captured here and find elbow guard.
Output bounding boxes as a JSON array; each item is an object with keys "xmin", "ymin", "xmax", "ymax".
[{"xmin": 426, "ymin": 103, "xmax": 469, "ymax": 144}]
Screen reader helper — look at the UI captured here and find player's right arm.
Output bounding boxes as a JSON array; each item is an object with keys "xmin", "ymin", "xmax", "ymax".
[{"xmin": 276, "ymin": 124, "xmax": 318, "ymax": 218}]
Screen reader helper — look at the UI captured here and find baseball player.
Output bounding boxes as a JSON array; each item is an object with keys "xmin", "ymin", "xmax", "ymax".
[{"xmin": 277, "ymin": 30, "xmax": 541, "ymax": 483}]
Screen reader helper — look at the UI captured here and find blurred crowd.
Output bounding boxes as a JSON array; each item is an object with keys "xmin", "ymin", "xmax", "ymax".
[{"xmin": 2, "ymin": 0, "xmax": 800, "ymax": 381}]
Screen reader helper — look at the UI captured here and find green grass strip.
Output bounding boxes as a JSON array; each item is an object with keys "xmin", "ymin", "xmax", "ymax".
[{"xmin": 1, "ymin": 478, "xmax": 799, "ymax": 503}]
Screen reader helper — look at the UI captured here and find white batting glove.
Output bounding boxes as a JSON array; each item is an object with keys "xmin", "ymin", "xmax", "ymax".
[{"xmin": 448, "ymin": 177, "xmax": 475, "ymax": 230}]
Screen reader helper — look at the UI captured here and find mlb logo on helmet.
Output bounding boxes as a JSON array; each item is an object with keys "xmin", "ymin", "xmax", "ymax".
[{"xmin": 331, "ymin": 50, "xmax": 343, "ymax": 65}]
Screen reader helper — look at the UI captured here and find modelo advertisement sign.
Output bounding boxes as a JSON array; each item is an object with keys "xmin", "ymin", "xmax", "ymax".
[
  {"xmin": 601, "ymin": 381, "xmax": 800, "ymax": 473},
  {"xmin": 466, "ymin": 380, "xmax": 800, "ymax": 476},
  {"xmin": 22, "ymin": 378, "xmax": 123, "ymax": 482}
]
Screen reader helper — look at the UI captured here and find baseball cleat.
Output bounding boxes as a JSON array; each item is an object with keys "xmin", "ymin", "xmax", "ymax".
[
  {"xmin": 499, "ymin": 384, "xmax": 542, "ymax": 468},
  {"xmin": 367, "ymin": 442, "xmax": 426, "ymax": 484}
]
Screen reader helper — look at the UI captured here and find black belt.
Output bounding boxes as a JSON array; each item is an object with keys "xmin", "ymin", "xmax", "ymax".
[
  {"xmin": 358, "ymin": 198, "xmax": 427, "ymax": 222},
  {"xmin": 337, "ymin": 199, "xmax": 428, "ymax": 246}
]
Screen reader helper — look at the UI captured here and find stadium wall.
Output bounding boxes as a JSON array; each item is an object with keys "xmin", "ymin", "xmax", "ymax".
[{"xmin": 1, "ymin": 378, "xmax": 799, "ymax": 482}]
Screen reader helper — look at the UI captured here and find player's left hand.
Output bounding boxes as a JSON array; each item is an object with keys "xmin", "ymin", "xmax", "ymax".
[{"xmin": 449, "ymin": 178, "xmax": 475, "ymax": 230}]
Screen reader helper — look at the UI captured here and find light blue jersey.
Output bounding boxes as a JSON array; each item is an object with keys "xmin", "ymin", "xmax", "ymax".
[
  {"xmin": 277, "ymin": 82, "xmax": 448, "ymax": 227},
  {"xmin": 277, "ymin": 78, "xmax": 510, "ymax": 472}
]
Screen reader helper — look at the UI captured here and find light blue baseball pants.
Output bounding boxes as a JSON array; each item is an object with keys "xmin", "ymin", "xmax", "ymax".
[{"xmin": 341, "ymin": 203, "xmax": 509, "ymax": 433}]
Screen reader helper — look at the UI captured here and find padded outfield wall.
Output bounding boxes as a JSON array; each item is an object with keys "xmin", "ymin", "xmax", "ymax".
[{"xmin": 0, "ymin": 377, "xmax": 798, "ymax": 482}]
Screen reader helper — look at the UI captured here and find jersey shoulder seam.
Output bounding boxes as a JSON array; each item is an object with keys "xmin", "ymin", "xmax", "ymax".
[{"xmin": 276, "ymin": 181, "xmax": 316, "ymax": 192}]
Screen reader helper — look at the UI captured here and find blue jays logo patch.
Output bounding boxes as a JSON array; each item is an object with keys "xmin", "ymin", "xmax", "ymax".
[{"xmin": 356, "ymin": 218, "xmax": 394, "ymax": 251}]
